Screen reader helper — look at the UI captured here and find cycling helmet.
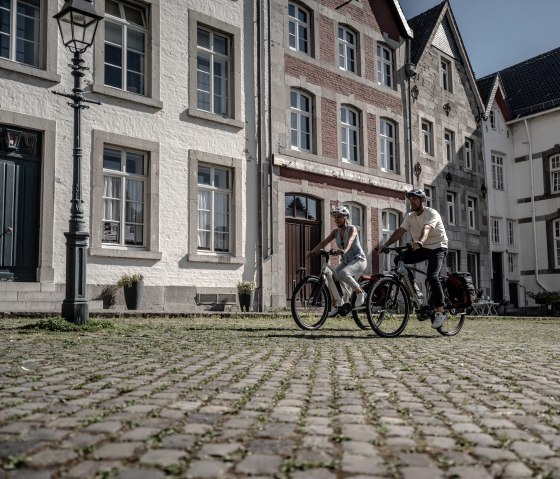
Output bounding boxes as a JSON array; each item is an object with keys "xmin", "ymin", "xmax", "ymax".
[
  {"xmin": 331, "ymin": 206, "xmax": 350, "ymax": 218},
  {"xmin": 405, "ymin": 188, "xmax": 426, "ymax": 200}
]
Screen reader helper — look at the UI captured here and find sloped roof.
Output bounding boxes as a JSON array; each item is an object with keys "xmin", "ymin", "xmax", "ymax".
[
  {"xmin": 476, "ymin": 75, "xmax": 495, "ymax": 109},
  {"xmin": 494, "ymin": 47, "xmax": 560, "ymax": 120},
  {"xmin": 407, "ymin": 2, "xmax": 445, "ymax": 65}
]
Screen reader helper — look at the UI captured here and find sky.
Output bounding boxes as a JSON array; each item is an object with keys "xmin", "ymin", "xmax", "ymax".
[{"xmin": 398, "ymin": 0, "xmax": 560, "ymax": 78}]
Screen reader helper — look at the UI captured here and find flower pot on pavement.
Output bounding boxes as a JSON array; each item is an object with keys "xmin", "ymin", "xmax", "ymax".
[
  {"xmin": 238, "ymin": 293, "xmax": 252, "ymax": 312},
  {"xmin": 123, "ymin": 281, "xmax": 144, "ymax": 310}
]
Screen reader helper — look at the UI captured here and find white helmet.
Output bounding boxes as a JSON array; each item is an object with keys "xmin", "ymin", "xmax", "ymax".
[{"xmin": 331, "ymin": 206, "xmax": 350, "ymax": 218}]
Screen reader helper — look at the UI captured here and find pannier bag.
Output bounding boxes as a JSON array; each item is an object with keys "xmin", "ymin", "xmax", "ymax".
[{"xmin": 445, "ymin": 272, "xmax": 477, "ymax": 308}]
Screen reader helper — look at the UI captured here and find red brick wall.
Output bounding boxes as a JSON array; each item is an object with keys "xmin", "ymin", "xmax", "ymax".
[
  {"xmin": 321, "ymin": 98, "xmax": 338, "ymax": 159},
  {"xmin": 364, "ymin": 34, "xmax": 375, "ymax": 82},
  {"xmin": 319, "ymin": 15, "xmax": 335, "ymax": 66},
  {"xmin": 367, "ymin": 113, "xmax": 377, "ymax": 169}
]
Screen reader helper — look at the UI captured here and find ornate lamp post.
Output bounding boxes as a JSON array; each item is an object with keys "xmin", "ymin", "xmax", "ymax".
[{"xmin": 53, "ymin": 0, "xmax": 103, "ymax": 324}]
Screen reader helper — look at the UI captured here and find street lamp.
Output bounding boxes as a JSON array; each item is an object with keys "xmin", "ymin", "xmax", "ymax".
[{"xmin": 53, "ymin": 0, "xmax": 103, "ymax": 324}]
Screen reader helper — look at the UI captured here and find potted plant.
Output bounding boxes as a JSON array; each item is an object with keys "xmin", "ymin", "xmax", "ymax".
[
  {"xmin": 117, "ymin": 273, "xmax": 144, "ymax": 310},
  {"xmin": 237, "ymin": 280, "xmax": 255, "ymax": 312},
  {"xmin": 528, "ymin": 290, "xmax": 560, "ymax": 316}
]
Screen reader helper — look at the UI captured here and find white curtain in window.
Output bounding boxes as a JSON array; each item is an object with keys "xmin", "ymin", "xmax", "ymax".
[
  {"xmin": 198, "ymin": 190, "xmax": 211, "ymax": 249},
  {"xmin": 103, "ymin": 176, "xmax": 121, "ymax": 220}
]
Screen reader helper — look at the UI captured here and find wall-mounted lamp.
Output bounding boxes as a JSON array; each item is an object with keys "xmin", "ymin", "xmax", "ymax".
[
  {"xmin": 414, "ymin": 161, "xmax": 422, "ymax": 181},
  {"xmin": 411, "ymin": 85, "xmax": 419, "ymax": 100},
  {"xmin": 405, "ymin": 62, "xmax": 417, "ymax": 78},
  {"xmin": 5, "ymin": 128, "xmax": 22, "ymax": 151},
  {"xmin": 443, "ymin": 102, "xmax": 451, "ymax": 116},
  {"xmin": 445, "ymin": 171, "xmax": 452, "ymax": 187},
  {"xmin": 481, "ymin": 182, "xmax": 487, "ymax": 199}
]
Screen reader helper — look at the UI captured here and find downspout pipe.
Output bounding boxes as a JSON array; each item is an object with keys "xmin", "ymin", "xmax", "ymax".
[
  {"xmin": 267, "ymin": 0, "xmax": 274, "ymax": 258},
  {"xmin": 523, "ymin": 118, "xmax": 546, "ymax": 291},
  {"xmin": 404, "ymin": 40, "xmax": 415, "ymax": 185},
  {"xmin": 256, "ymin": 0, "xmax": 265, "ymax": 311}
]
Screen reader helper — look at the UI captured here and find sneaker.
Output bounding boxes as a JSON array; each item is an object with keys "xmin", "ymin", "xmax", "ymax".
[
  {"xmin": 432, "ymin": 312, "xmax": 447, "ymax": 329},
  {"xmin": 355, "ymin": 292, "xmax": 366, "ymax": 307},
  {"xmin": 327, "ymin": 307, "xmax": 339, "ymax": 317}
]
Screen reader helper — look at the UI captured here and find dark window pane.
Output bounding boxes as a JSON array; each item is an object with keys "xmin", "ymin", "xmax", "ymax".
[
  {"xmin": 16, "ymin": 38, "xmax": 38, "ymax": 66},
  {"xmin": 105, "ymin": 0, "xmax": 121, "ymax": 17},
  {"xmin": 126, "ymin": 152, "xmax": 144, "ymax": 174},
  {"xmin": 124, "ymin": 5, "xmax": 144, "ymax": 26},
  {"xmin": 105, "ymin": 43, "xmax": 122, "ymax": 66},
  {"xmin": 105, "ymin": 21, "xmax": 122, "ymax": 45},
  {"xmin": 127, "ymin": 50, "xmax": 144, "ymax": 73},
  {"xmin": 126, "ymin": 71, "xmax": 144, "ymax": 94},
  {"xmin": 127, "ymin": 29, "xmax": 144, "ymax": 53},
  {"xmin": 103, "ymin": 148, "xmax": 121, "ymax": 170},
  {"xmin": 198, "ymin": 167, "xmax": 211, "ymax": 185},
  {"xmin": 0, "ymin": 34, "xmax": 9, "ymax": 58},
  {"xmin": 105, "ymin": 64, "xmax": 123, "ymax": 88},
  {"xmin": 1, "ymin": 9, "xmax": 10, "ymax": 34}
]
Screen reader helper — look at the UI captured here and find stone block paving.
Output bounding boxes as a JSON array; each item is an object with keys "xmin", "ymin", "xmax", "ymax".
[{"xmin": 0, "ymin": 316, "xmax": 559, "ymax": 478}]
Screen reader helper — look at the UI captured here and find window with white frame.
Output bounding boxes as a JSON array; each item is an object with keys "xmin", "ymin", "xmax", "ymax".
[
  {"xmin": 508, "ymin": 252, "xmax": 515, "ymax": 273},
  {"xmin": 424, "ymin": 186, "xmax": 434, "ymax": 208},
  {"xmin": 379, "ymin": 119, "xmax": 395, "ymax": 172},
  {"xmin": 491, "ymin": 217, "xmax": 501, "ymax": 244},
  {"xmin": 345, "ymin": 203, "xmax": 363, "ymax": 239},
  {"xmin": 446, "ymin": 192, "xmax": 456, "ymax": 225},
  {"xmin": 381, "ymin": 210, "xmax": 398, "ymax": 272},
  {"xmin": 196, "ymin": 26, "xmax": 231, "ymax": 116},
  {"xmin": 340, "ymin": 106, "xmax": 359, "ymax": 164},
  {"xmin": 421, "ymin": 119, "xmax": 433, "ymax": 155},
  {"xmin": 446, "ymin": 250, "xmax": 458, "ymax": 274},
  {"xmin": 338, "ymin": 25, "xmax": 356, "ymax": 73},
  {"xmin": 104, "ymin": 0, "xmax": 147, "ymax": 95},
  {"xmin": 554, "ymin": 219, "xmax": 560, "ymax": 268},
  {"xmin": 490, "ymin": 110, "xmax": 496, "ymax": 130},
  {"xmin": 441, "ymin": 58, "xmax": 452, "ymax": 92},
  {"xmin": 551, "ymin": 154, "xmax": 560, "ymax": 193},
  {"xmin": 0, "ymin": 0, "xmax": 41, "ymax": 67},
  {"xmin": 198, "ymin": 165, "xmax": 231, "ymax": 253},
  {"xmin": 102, "ymin": 147, "xmax": 147, "ymax": 247},
  {"xmin": 464, "ymin": 138, "xmax": 473, "ymax": 170},
  {"xmin": 288, "ymin": 2, "xmax": 310, "ymax": 54},
  {"xmin": 507, "ymin": 219, "xmax": 515, "ymax": 247},
  {"xmin": 444, "ymin": 129, "xmax": 454, "ymax": 163},
  {"xmin": 467, "ymin": 196, "xmax": 476, "ymax": 229},
  {"xmin": 491, "ymin": 154, "xmax": 504, "ymax": 190},
  {"xmin": 290, "ymin": 89, "xmax": 312, "ymax": 151},
  {"xmin": 376, "ymin": 44, "xmax": 393, "ymax": 87}
]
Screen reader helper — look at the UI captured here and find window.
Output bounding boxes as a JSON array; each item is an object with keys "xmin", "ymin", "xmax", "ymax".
[
  {"xmin": 421, "ymin": 120, "xmax": 433, "ymax": 156},
  {"xmin": 291, "ymin": 89, "xmax": 312, "ymax": 152},
  {"xmin": 467, "ymin": 252, "xmax": 479, "ymax": 289},
  {"xmin": 381, "ymin": 210, "xmax": 398, "ymax": 272},
  {"xmin": 102, "ymin": 147, "xmax": 146, "ymax": 246},
  {"xmin": 464, "ymin": 138, "xmax": 473, "ymax": 170},
  {"xmin": 345, "ymin": 203, "xmax": 363, "ymax": 239},
  {"xmin": 196, "ymin": 27, "xmax": 231, "ymax": 116},
  {"xmin": 467, "ymin": 196, "xmax": 476, "ymax": 229},
  {"xmin": 338, "ymin": 26, "xmax": 357, "ymax": 73},
  {"xmin": 186, "ymin": 11, "xmax": 242, "ymax": 126},
  {"xmin": 379, "ymin": 119, "xmax": 395, "ymax": 172},
  {"xmin": 376, "ymin": 44, "xmax": 393, "ymax": 87},
  {"xmin": 444, "ymin": 129, "xmax": 454, "ymax": 163},
  {"xmin": 446, "ymin": 192, "xmax": 456, "ymax": 225},
  {"xmin": 554, "ymin": 219, "xmax": 560, "ymax": 268},
  {"xmin": 441, "ymin": 58, "xmax": 451, "ymax": 92},
  {"xmin": 507, "ymin": 219, "xmax": 515, "ymax": 247},
  {"xmin": 198, "ymin": 165, "xmax": 231, "ymax": 253},
  {"xmin": 340, "ymin": 106, "xmax": 359, "ymax": 164},
  {"xmin": 491, "ymin": 217, "xmax": 501, "ymax": 244},
  {"xmin": 285, "ymin": 194, "xmax": 318, "ymax": 220},
  {"xmin": 446, "ymin": 250, "xmax": 459, "ymax": 274},
  {"xmin": 0, "ymin": 0, "xmax": 40, "ymax": 67},
  {"xmin": 551, "ymin": 154, "xmax": 560, "ymax": 193},
  {"xmin": 424, "ymin": 186, "xmax": 434, "ymax": 208},
  {"xmin": 104, "ymin": 0, "xmax": 147, "ymax": 95},
  {"xmin": 288, "ymin": 2, "xmax": 310, "ymax": 54},
  {"xmin": 491, "ymin": 154, "xmax": 504, "ymax": 190},
  {"xmin": 90, "ymin": 130, "xmax": 161, "ymax": 260},
  {"xmin": 94, "ymin": 0, "xmax": 162, "ymax": 108},
  {"xmin": 508, "ymin": 253, "xmax": 515, "ymax": 273},
  {"xmin": 490, "ymin": 110, "xmax": 496, "ymax": 130}
]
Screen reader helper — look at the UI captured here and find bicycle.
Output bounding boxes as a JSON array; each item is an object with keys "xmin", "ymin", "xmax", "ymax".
[
  {"xmin": 290, "ymin": 249, "xmax": 372, "ymax": 330},
  {"xmin": 365, "ymin": 245, "xmax": 466, "ymax": 337}
]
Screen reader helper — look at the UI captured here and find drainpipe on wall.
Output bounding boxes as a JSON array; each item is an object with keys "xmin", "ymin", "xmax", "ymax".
[
  {"xmin": 256, "ymin": 0, "xmax": 265, "ymax": 311},
  {"xmin": 404, "ymin": 39, "xmax": 415, "ymax": 185},
  {"xmin": 267, "ymin": 0, "xmax": 274, "ymax": 259},
  {"xmin": 523, "ymin": 118, "xmax": 547, "ymax": 291}
]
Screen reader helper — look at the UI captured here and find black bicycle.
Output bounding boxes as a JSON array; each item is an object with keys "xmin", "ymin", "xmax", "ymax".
[
  {"xmin": 291, "ymin": 249, "xmax": 372, "ymax": 330},
  {"xmin": 366, "ymin": 245, "xmax": 466, "ymax": 337}
]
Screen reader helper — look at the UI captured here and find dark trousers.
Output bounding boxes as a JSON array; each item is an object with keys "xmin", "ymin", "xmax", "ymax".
[{"xmin": 398, "ymin": 247, "xmax": 448, "ymax": 308}]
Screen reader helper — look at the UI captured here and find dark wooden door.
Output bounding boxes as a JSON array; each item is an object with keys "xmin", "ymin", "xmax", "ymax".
[
  {"xmin": 508, "ymin": 281, "xmax": 519, "ymax": 307},
  {"xmin": 492, "ymin": 252, "xmax": 504, "ymax": 301},
  {"xmin": 0, "ymin": 155, "xmax": 40, "ymax": 281}
]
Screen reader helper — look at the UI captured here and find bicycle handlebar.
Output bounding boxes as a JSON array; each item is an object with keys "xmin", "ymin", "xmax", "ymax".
[{"xmin": 378, "ymin": 244, "xmax": 411, "ymax": 254}]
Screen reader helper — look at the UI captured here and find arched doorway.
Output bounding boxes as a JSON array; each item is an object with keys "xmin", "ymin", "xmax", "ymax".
[{"xmin": 284, "ymin": 194, "xmax": 321, "ymax": 301}]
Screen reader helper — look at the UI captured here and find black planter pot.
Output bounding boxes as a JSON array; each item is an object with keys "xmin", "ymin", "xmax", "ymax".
[
  {"xmin": 123, "ymin": 281, "xmax": 144, "ymax": 310},
  {"xmin": 238, "ymin": 293, "xmax": 252, "ymax": 312}
]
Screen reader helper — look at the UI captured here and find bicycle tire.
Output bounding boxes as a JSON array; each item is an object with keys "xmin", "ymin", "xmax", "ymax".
[
  {"xmin": 437, "ymin": 309, "xmax": 465, "ymax": 336},
  {"xmin": 350, "ymin": 280, "xmax": 371, "ymax": 330},
  {"xmin": 366, "ymin": 277, "xmax": 410, "ymax": 338},
  {"xmin": 291, "ymin": 276, "xmax": 330, "ymax": 330}
]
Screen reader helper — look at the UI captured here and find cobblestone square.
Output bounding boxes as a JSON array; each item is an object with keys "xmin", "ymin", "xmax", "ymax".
[{"xmin": 0, "ymin": 316, "xmax": 559, "ymax": 478}]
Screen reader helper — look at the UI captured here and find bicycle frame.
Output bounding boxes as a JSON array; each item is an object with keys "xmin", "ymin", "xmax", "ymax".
[{"xmin": 316, "ymin": 250, "xmax": 348, "ymax": 307}]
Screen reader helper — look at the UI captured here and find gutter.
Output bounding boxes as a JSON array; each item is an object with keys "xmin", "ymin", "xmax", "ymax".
[{"xmin": 523, "ymin": 118, "xmax": 547, "ymax": 291}]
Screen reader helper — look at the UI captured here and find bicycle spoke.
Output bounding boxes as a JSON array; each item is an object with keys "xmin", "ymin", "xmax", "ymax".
[{"xmin": 291, "ymin": 277, "xmax": 329, "ymax": 330}]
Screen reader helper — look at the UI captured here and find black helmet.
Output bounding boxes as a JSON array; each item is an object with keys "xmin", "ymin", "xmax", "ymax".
[{"xmin": 405, "ymin": 188, "xmax": 426, "ymax": 200}]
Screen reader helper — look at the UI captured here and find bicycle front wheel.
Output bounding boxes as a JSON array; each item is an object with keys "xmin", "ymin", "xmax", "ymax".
[
  {"xmin": 350, "ymin": 280, "xmax": 371, "ymax": 330},
  {"xmin": 366, "ymin": 277, "xmax": 410, "ymax": 338},
  {"xmin": 291, "ymin": 277, "xmax": 330, "ymax": 330}
]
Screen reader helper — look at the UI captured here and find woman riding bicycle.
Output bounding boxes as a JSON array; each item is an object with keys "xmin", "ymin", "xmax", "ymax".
[
  {"xmin": 309, "ymin": 206, "xmax": 367, "ymax": 317},
  {"xmin": 376, "ymin": 188, "xmax": 449, "ymax": 329}
]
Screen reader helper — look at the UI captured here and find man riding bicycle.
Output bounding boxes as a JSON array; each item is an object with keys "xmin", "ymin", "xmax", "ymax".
[
  {"xmin": 309, "ymin": 206, "xmax": 367, "ymax": 317},
  {"xmin": 376, "ymin": 188, "xmax": 449, "ymax": 329}
]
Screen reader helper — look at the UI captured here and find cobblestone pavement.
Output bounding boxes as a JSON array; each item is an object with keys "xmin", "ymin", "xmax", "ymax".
[{"xmin": 0, "ymin": 315, "xmax": 559, "ymax": 479}]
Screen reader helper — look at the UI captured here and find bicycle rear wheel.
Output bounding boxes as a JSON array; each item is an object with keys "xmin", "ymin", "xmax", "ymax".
[
  {"xmin": 437, "ymin": 309, "xmax": 465, "ymax": 336},
  {"xmin": 366, "ymin": 277, "xmax": 410, "ymax": 338},
  {"xmin": 291, "ymin": 277, "xmax": 329, "ymax": 330},
  {"xmin": 350, "ymin": 280, "xmax": 371, "ymax": 330}
]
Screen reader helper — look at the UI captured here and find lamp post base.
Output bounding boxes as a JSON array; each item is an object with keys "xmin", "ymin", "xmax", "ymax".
[{"xmin": 61, "ymin": 301, "xmax": 89, "ymax": 325}]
